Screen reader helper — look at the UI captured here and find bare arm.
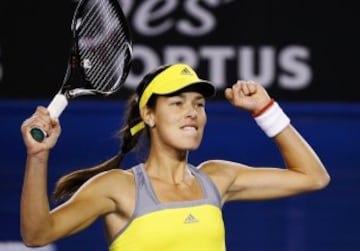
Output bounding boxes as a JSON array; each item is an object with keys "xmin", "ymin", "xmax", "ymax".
[
  {"xmin": 20, "ymin": 106, "xmax": 60, "ymax": 246},
  {"xmin": 200, "ymin": 81, "xmax": 330, "ymax": 203},
  {"xmin": 20, "ymin": 107, "xmax": 116, "ymax": 247},
  {"xmin": 225, "ymin": 125, "xmax": 329, "ymax": 202}
]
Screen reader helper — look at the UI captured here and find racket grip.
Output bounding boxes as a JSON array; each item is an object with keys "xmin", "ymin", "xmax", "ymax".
[
  {"xmin": 30, "ymin": 94, "xmax": 68, "ymax": 142},
  {"xmin": 30, "ymin": 128, "xmax": 47, "ymax": 142}
]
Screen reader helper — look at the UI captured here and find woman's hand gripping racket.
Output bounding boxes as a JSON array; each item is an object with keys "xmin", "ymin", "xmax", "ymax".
[{"xmin": 30, "ymin": 0, "xmax": 132, "ymax": 142}]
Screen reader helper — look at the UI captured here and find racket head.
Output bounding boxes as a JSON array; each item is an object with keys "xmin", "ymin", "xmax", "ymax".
[{"xmin": 63, "ymin": 0, "xmax": 133, "ymax": 98}]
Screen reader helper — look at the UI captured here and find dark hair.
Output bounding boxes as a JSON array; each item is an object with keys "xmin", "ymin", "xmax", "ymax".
[{"xmin": 52, "ymin": 64, "xmax": 171, "ymax": 202}]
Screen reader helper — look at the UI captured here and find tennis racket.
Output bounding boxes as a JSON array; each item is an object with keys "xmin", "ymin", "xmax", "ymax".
[{"xmin": 30, "ymin": 0, "xmax": 132, "ymax": 142}]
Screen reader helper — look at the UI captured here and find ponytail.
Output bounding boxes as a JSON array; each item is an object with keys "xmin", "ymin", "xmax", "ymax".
[
  {"xmin": 52, "ymin": 95, "xmax": 144, "ymax": 202},
  {"xmin": 52, "ymin": 154, "xmax": 123, "ymax": 202}
]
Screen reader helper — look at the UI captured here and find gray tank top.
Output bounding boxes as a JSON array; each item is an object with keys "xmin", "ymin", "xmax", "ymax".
[{"xmin": 132, "ymin": 163, "xmax": 222, "ymax": 218}]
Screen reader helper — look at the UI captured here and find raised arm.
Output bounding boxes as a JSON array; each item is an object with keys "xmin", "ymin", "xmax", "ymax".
[
  {"xmin": 20, "ymin": 106, "xmax": 62, "ymax": 246},
  {"xmin": 20, "ymin": 107, "xmax": 115, "ymax": 247},
  {"xmin": 201, "ymin": 81, "xmax": 330, "ymax": 202}
]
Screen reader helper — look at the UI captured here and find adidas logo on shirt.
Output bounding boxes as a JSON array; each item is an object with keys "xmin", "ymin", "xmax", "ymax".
[{"xmin": 184, "ymin": 214, "xmax": 199, "ymax": 224}]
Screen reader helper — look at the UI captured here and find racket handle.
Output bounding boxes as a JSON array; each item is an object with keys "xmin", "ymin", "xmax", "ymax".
[
  {"xmin": 30, "ymin": 128, "xmax": 47, "ymax": 142},
  {"xmin": 30, "ymin": 94, "xmax": 68, "ymax": 142},
  {"xmin": 47, "ymin": 93, "xmax": 68, "ymax": 118}
]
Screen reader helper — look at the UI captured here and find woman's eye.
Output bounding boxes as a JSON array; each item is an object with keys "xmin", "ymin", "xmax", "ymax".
[
  {"xmin": 194, "ymin": 101, "xmax": 205, "ymax": 108},
  {"xmin": 171, "ymin": 101, "xmax": 182, "ymax": 106}
]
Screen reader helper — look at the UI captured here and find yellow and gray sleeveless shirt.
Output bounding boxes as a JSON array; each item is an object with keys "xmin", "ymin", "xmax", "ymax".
[{"xmin": 109, "ymin": 163, "xmax": 225, "ymax": 251}]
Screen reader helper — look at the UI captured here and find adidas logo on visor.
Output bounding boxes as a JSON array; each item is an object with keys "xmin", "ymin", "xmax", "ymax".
[{"xmin": 180, "ymin": 67, "xmax": 193, "ymax": 76}]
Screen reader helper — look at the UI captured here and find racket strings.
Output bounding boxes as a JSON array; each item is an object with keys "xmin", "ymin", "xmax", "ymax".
[
  {"xmin": 80, "ymin": 4, "xmax": 126, "ymax": 90},
  {"xmin": 77, "ymin": 0, "xmax": 130, "ymax": 93}
]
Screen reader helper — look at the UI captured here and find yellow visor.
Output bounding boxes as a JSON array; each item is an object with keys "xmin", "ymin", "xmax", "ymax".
[{"xmin": 139, "ymin": 63, "xmax": 215, "ymax": 109}]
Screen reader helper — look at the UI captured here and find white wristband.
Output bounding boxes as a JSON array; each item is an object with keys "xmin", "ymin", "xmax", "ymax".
[{"xmin": 254, "ymin": 102, "xmax": 290, "ymax": 137}]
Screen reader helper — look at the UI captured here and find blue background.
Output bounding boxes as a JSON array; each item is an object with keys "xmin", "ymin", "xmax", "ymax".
[{"xmin": 1, "ymin": 100, "xmax": 359, "ymax": 251}]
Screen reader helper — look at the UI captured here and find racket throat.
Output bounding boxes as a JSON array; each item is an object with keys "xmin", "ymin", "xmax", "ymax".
[
  {"xmin": 62, "ymin": 55, "xmax": 97, "ymax": 98},
  {"xmin": 66, "ymin": 88, "xmax": 97, "ymax": 98}
]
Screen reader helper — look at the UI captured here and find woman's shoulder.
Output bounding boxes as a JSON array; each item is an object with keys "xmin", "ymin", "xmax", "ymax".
[
  {"xmin": 81, "ymin": 168, "xmax": 135, "ymax": 193},
  {"xmin": 80, "ymin": 168, "xmax": 136, "ymax": 203},
  {"xmin": 97, "ymin": 168, "xmax": 134, "ymax": 182},
  {"xmin": 197, "ymin": 159, "xmax": 250, "ymax": 176}
]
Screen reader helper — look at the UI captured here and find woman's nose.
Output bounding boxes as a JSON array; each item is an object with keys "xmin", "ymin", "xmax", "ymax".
[{"xmin": 185, "ymin": 104, "xmax": 197, "ymax": 118}]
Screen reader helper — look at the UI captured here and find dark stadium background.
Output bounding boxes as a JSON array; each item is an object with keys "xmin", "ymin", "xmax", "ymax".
[{"xmin": 1, "ymin": 1, "xmax": 359, "ymax": 250}]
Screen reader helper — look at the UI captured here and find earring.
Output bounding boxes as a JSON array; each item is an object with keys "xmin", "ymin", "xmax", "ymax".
[{"xmin": 147, "ymin": 121, "xmax": 154, "ymax": 128}]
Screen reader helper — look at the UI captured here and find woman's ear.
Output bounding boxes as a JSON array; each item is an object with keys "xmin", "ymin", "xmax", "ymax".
[{"xmin": 141, "ymin": 106, "xmax": 155, "ymax": 128}]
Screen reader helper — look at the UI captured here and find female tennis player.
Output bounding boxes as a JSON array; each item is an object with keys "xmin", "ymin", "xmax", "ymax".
[{"xmin": 20, "ymin": 63, "xmax": 330, "ymax": 251}]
